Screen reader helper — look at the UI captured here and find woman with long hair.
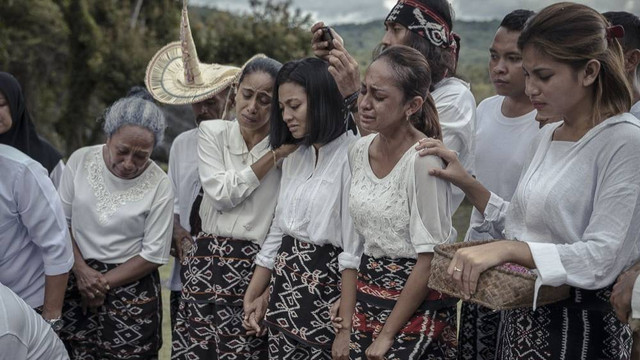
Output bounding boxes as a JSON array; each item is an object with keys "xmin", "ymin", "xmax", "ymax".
[{"xmin": 419, "ymin": 3, "xmax": 637, "ymax": 358}]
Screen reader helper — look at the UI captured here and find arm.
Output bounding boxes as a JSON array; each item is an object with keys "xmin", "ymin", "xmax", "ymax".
[
  {"xmin": 250, "ymin": 144, "xmax": 298, "ymax": 180},
  {"xmin": 611, "ymin": 266, "xmax": 640, "ymax": 322},
  {"xmin": 16, "ymin": 163, "xmax": 74, "ymax": 319},
  {"xmin": 167, "ymin": 139, "xmax": 190, "ymax": 261},
  {"xmin": 332, "ymin": 268, "xmax": 357, "ymax": 360},
  {"xmin": 198, "ymin": 123, "xmax": 276, "ymax": 211},
  {"xmin": 103, "ymin": 256, "xmax": 160, "ymax": 288},
  {"xmin": 243, "ymin": 265, "xmax": 273, "ymax": 334}
]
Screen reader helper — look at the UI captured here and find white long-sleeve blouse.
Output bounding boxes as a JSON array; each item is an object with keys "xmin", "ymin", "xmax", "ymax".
[
  {"xmin": 254, "ymin": 132, "xmax": 362, "ymax": 272},
  {"xmin": 474, "ymin": 114, "xmax": 640, "ymax": 302}
]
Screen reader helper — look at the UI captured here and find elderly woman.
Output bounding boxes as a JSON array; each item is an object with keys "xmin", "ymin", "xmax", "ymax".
[{"xmin": 58, "ymin": 91, "xmax": 173, "ymax": 359}]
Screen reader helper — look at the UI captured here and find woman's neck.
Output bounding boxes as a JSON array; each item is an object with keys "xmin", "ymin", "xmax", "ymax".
[
  {"xmin": 240, "ymin": 124, "xmax": 269, "ymax": 151},
  {"xmin": 376, "ymin": 123, "xmax": 422, "ymax": 156}
]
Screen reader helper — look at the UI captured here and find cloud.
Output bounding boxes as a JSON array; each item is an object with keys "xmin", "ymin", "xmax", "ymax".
[{"xmin": 191, "ymin": 0, "xmax": 640, "ymax": 23}]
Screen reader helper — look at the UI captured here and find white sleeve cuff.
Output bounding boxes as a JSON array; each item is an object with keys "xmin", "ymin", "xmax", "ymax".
[
  {"xmin": 140, "ymin": 252, "xmax": 169, "ymax": 265},
  {"xmin": 43, "ymin": 255, "xmax": 74, "ymax": 276},
  {"xmin": 473, "ymin": 192, "xmax": 506, "ymax": 236},
  {"xmin": 239, "ymin": 166, "xmax": 260, "ymax": 188},
  {"xmin": 632, "ymin": 275, "xmax": 640, "ymax": 319},
  {"xmin": 338, "ymin": 252, "xmax": 361, "ymax": 272},
  {"xmin": 255, "ymin": 253, "xmax": 275, "ymax": 270},
  {"xmin": 528, "ymin": 242, "xmax": 567, "ymax": 310}
]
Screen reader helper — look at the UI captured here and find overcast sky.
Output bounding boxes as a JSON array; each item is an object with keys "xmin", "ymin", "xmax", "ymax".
[{"xmin": 191, "ymin": 0, "xmax": 639, "ymax": 24}]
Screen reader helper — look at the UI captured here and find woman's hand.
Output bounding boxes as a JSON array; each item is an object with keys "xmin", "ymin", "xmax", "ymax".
[
  {"xmin": 447, "ymin": 241, "xmax": 533, "ymax": 299},
  {"xmin": 73, "ymin": 262, "xmax": 110, "ymax": 301},
  {"xmin": 243, "ymin": 288, "xmax": 270, "ymax": 336},
  {"xmin": 171, "ymin": 222, "xmax": 192, "ymax": 262},
  {"xmin": 332, "ymin": 330, "xmax": 351, "ymax": 360},
  {"xmin": 275, "ymin": 144, "xmax": 299, "ymax": 161},
  {"xmin": 415, "ymin": 138, "xmax": 474, "ymax": 189},
  {"xmin": 310, "ymin": 22, "xmax": 344, "ymax": 60},
  {"xmin": 330, "ymin": 298, "xmax": 344, "ymax": 333},
  {"xmin": 365, "ymin": 334, "xmax": 394, "ymax": 360},
  {"xmin": 611, "ymin": 266, "xmax": 640, "ymax": 322}
]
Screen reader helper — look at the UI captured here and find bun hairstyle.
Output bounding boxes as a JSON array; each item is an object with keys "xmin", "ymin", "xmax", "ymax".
[
  {"xmin": 371, "ymin": 45, "xmax": 442, "ymax": 140},
  {"xmin": 518, "ymin": 2, "xmax": 632, "ymax": 124}
]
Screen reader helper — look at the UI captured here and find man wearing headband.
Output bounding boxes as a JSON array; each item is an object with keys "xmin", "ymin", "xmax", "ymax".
[
  {"xmin": 311, "ymin": 0, "xmax": 475, "ymax": 215},
  {"xmin": 145, "ymin": 0, "xmax": 240, "ymax": 335}
]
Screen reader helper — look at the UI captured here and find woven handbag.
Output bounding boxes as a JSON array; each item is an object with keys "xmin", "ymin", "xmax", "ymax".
[{"xmin": 427, "ymin": 240, "xmax": 571, "ymax": 310}]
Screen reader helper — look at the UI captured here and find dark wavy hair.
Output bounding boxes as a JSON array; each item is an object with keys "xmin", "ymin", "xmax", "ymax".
[{"xmin": 269, "ymin": 57, "xmax": 355, "ymax": 148}]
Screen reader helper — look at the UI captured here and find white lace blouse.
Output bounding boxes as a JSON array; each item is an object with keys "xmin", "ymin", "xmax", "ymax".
[
  {"xmin": 255, "ymin": 133, "xmax": 361, "ymax": 272},
  {"xmin": 58, "ymin": 145, "xmax": 174, "ymax": 265},
  {"xmin": 474, "ymin": 114, "xmax": 640, "ymax": 303},
  {"xmin": 349, "ymin": 134, "xmax": 454, "ymax": 259}
]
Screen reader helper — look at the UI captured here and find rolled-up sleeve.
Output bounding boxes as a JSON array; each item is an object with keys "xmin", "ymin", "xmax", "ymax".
[
  {"xmin": 472, "ymin": 192, "xmax": 509, "ymax": 239},
  {"xmin": 338, "ymin": 161, "xmax": 362, "ymax": 272},
  {"xmin": 18, "ymin": 163, "xmax": 73, "ymax": 276},
  {"xmin": 198, "ymin": 123, "xmax": 260, "ymax": 212},
  {"xmin": 632, "ymin": 275, "xmax": 640, "ymax": 319},
  {"xmin": 255, "ymin": 213, "xmax": 283, "ymax": 270}
]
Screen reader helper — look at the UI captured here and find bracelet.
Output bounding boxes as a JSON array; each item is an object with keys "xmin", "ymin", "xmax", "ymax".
[
  {"xmin": 343, "ymin": 90, "xmax": 359, "ymax": 110},
  {"xmin": 270, "ymin": 150, "xmax": 278, "ymax": 167}
]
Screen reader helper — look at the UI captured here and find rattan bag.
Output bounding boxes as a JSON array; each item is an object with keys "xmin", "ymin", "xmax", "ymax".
[{"xmin": 427, "ymin": 240, "xmax": 571, "ymax": 310}]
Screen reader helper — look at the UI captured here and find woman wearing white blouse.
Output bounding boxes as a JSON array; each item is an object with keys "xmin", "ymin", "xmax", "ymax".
[
  {"xmin": 332, "ymin": 46, "xmax": 457, "ymax": 360},
  {"xmin": 419, "ymin": 3, "xmax": 638, "ymax": 359},
  {"xmin": 58, "ymin": 90, "xmax": 173, "ymax": 359},
  {"xmin": 243, "ymin": 57, "xmax": 360, "ymax": 359},
  {"xmin": 171, "ymin": 56, "xmax": 298, "ymax": 360}
]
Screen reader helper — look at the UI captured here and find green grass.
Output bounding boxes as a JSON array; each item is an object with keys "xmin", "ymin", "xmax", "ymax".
[{"xmin": 156, "ymin": 202, "xmax": 473, "ymax": 359}]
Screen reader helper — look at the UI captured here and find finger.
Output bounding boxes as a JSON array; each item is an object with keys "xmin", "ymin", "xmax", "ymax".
[
  {"xmin": 469, "ymin": 264, "xmax": 482, "ymax": 295},
  {"xmin": 248, "ymin": 314, "xmax": 261, "ymax": 333},
  {"xmin": 328, "ymin": 55, "xmax": 346, "ymax": 73},
  {"xmin": 462, "ymin": 264, "xmax": 472, "ymax": 298},
  {"xmin": 310, "ymin": 21, "xmax": 325, "ymax": 34}
]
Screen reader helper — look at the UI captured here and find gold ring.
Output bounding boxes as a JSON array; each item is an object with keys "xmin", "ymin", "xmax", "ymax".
[{"xmin": 454, "ymin": 267, "xmax": 462, "ymax": 272}]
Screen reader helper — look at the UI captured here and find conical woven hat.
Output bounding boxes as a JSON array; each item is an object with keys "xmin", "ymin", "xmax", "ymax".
[{"xmin": 145, "ymin": 0, "xmax": 240, "ymax": 105}]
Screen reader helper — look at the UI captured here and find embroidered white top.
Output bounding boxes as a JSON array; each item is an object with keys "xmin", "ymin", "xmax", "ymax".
[
  {"xmin": 167, "ymin": 128, "xmax": 200, "ymax": 291},
  {"xmin": 631, "ymin": 101, "xmax": 640, "ymax": 119},
  {"xmin": 255, "ymin": 133, "xmax": 361, "ymax": 272},
  {"xmin": 473, "ymin": 114, "xmax": 640, "ymax": 304},
  {"xmin": 467, "ymin": 95, "xmax": 539, "ymax": 241},
  {"xmin": 349, "ymin": 135, "xmax": 453, "ymax": 259},
  {"xmin": 432, "ymin": 77, "xmax": 477, "ymax": 212},
  {"xmin": 0, "ymin": 144, "xmax": 73, "ymax": 308},
  {"xmin": 198, "ymin": 120, "xmax": 281, "ymax": 243},
  {"xmin": 58, "ymin": 145, "xmax": 174, "ymax": 265}
]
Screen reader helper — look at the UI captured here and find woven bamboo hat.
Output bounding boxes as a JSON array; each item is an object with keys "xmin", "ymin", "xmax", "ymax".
[{"xmin": 145, "ymin": 0, "xmax": 240, "ymax": 105}]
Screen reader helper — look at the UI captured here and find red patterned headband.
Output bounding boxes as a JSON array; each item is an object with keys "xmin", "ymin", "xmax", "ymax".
[{"xmin": 385, "ymin": 0, "xmax": 456, "ymax": 49}]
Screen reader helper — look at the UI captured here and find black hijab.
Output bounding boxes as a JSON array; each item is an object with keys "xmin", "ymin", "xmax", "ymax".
[{"xmin": 0, "ymin": 72, "xmax": 62, "ymax": 174}]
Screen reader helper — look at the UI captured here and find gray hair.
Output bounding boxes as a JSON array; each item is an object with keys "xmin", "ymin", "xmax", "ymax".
[{"xmin": 102, "ymin": 96, "xmax": 166, "ymax": 146}]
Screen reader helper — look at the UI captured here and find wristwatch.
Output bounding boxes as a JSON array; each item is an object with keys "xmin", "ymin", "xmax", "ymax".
[{"xmin": 45, "ymin": 317, "xmax": 64, "ymax": 332}]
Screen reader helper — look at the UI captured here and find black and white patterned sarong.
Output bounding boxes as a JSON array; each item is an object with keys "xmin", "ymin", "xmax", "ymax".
[
  {"xmin": 457, "ymin": 302, "xmax": 501, "ymax": 360},
  {"xmin": 264, "ymin": 235, "xmax": 342, "ymax": 359},
  {"xmin": 496, "ymin": 286, "xmax": 632, "ymax": 360},
  {"xmin": 60, "ymin": 259, "xmax": 162, "ymax": 360},
  {"xmin": 171, "ymin": 234, "xmax": 267, "ymax": 360}
]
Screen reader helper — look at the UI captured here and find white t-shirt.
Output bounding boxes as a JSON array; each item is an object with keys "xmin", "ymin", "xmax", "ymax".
[
  {"xmin": 167, "ymin": 128, "xmax": 200, "ymax": 291},
  {"xmin": 467, "ymin": 95, "xmax": 539, "ymax": 241},
  {"xmin": 255, "ymin": 133, "xmax": 361, "ymax": 272},
  {"xmin": 475, "ymin": 114, "xmax": 640, "ymax": 306},
  {"xmin": 0, "ymin": 282, "xmax": 69, "ymax": 360},
  {"xmin": 631, "ymin": 101, "xmax": 640, "ymax": 119},
  {"xmin": 349, "ymin": 134, "xmax": 453, "ymax": 259},
  {"xmin": 432, "ymin": 77, "xmax": 477, "ymax": 212},
  {"xmin": 0, "ymin": 144, "xmax": 73, "ymax": 308},
  {"xmin": 198, "ymin": 120, "xmax": 281, "ymax": 243},
  {"xmin": 58, "ymin": 145, "xmax": 174, "ymax": 265}
]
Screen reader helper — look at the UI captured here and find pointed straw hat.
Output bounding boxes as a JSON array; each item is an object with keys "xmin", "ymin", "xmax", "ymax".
[{"xmin": 145, "ymin": 0, "xmax": 241, "ymax": 105}]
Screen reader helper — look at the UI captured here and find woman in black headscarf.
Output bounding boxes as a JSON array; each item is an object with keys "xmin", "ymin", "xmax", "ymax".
[{"xmin": 0, "ymin": 72, "xmax": 65, "ymax": 187}]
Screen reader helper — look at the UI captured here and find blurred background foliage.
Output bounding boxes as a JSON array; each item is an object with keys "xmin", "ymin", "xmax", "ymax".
[{"xmin": 0, "ymin": 0, "xmax": 496, "ymax": 162}]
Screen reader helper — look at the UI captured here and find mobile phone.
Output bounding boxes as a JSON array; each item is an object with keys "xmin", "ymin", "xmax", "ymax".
[{"xmin": 321, "ymin": 26, "xmax": 334, "ymax": 50}]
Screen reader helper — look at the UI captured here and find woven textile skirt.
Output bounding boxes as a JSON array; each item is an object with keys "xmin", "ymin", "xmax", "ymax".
[
  {"xmin": 351, "ymin": 255, "xmax": 458, "ymax": 360},
  {"xmin": 60, "ymin": 259, "xmax": 162, "ymax": 360},
  {"xmin": 496, "ymin": 286, "xmax": 632, "ymax": 360},
  {"xmin": 171, "ymin": 234, "xmax": 267, "ymax": 360},
  {"xmin": 457, "ymin": 302, "xmax": 502, "ymax": 360},
  {"xmin": 264, "ymin": 235, "xmax": 342, "ymax": 359}
]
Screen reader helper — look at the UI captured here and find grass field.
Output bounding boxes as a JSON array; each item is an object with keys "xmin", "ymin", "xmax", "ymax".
[{"xmin": 156, "ymin": 202, "xmax": 473, "ymax": 359}]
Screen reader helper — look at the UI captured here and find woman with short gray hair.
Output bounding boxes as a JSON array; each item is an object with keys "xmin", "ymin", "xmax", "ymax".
[{"xmin": 58, "ymin": 90, "xmax": 174, "ymax": 359}]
